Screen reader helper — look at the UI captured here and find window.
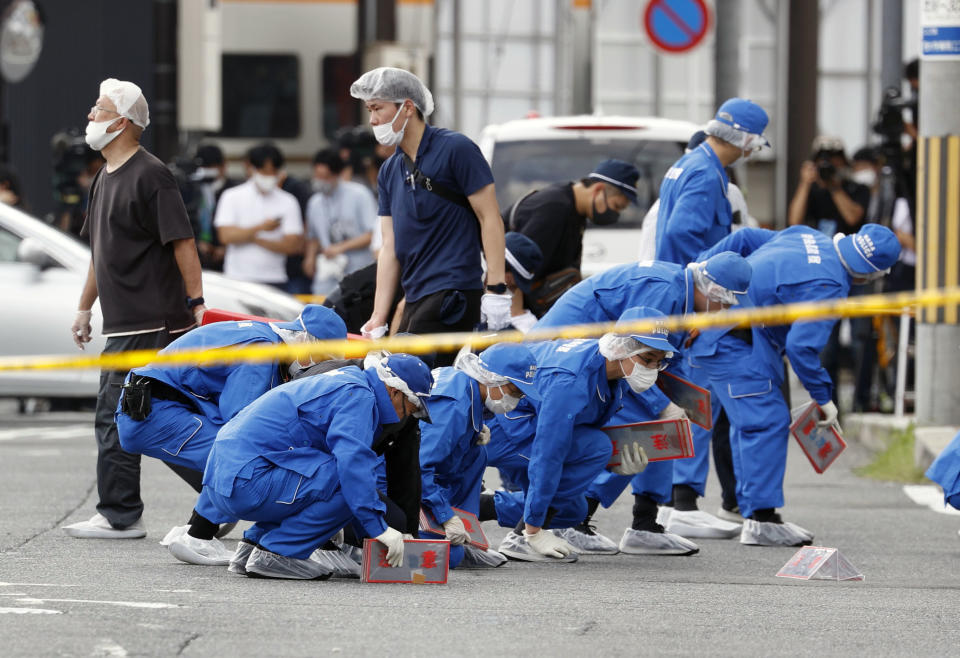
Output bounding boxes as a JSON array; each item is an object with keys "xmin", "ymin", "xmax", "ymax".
[
  {"xmin": 0, "ymin": 226, "xmax": 20, "ymax": 262},
  {"xmin": 221, "ymin": 54, "xmax": 300, "ymax": 138},
  {"xmin": 321, "ymin": 54, "xmax": 360, "ymax": 140}
]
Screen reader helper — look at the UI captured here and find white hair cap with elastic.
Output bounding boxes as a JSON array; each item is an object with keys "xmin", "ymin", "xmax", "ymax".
[
  {"xmin": 704, "ymin": 119, "xmax": 764, "ymax": 151},
  {"xmin": 598, "ymin": 334, "xmax": 671, "ymax": 362},
  {"xmin": 349, "ymin": 67, "xmax": 435, "ymax": 117},
  {"xmin": 373, "ymin": 357, "xmax": 424, "ymax": 409},
  {"xmin": 99, "ymin": 78, "xmax": 150, "ymax": 128},
  {"xmin": 453, "ymin": 351, "xmax": 509, "ymax": 388}
]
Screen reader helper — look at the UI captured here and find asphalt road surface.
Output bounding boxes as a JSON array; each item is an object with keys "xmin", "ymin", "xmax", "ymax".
[{"xmin": 1, "ymin": 408, "xmax": 959, "ymax": 657}]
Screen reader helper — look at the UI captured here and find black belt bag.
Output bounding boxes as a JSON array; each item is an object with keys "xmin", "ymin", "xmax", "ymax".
[
  {"xmin": 121, "ymin": 376, "xmax": 195, "ymax": 421},
  {"xmin": 729, "ymin": 327, "xmax": 753, "ymax": 345}
]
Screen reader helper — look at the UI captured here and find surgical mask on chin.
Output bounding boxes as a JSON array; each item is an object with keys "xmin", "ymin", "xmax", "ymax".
[
  {"xmin": 621, "ymin": 359, "xmax": 659, "ymax": 393},
  {"xmin": 85, "ymin": 118, "xmax": 123, "ymax": 151},
  {"xmin": 253, "ymin": 173, "xmax": 278, "ymax": 193},
  {"xmin": 851, "ymin": 169, "xmax": 877, "ymax": 187},
  {"xmin": 485, "ymin": 386, "xmax": 521, "ymax": 414},
  {"xmin": 373, "ymin": 105, "xmax": 409, "ymax": 146},
  {"xmin": 591, "ymin": 192, "xmax": 620, "ymax": 226}
]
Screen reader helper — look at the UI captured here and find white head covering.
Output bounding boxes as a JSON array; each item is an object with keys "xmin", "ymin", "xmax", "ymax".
[
  {"xmin": 453, "ymin": 351, "xmax": 509, "ymax": 387},
  {"xmin": 99, "ymin": 78, "xmax": 150, "ymax": 128},
  {"xmin": 349, "ymin": 67, "xmax": 435, "ymax": 117}
]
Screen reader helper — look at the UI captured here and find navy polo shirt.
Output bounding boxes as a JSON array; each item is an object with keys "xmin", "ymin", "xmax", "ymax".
[{"xmin": 377, "ymin": 125, "xmax": 494, "ymax": 303}]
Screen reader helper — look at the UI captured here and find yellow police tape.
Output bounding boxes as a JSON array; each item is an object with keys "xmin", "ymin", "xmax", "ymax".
[{"xmin": 0, "ymin": 286, "xmax": 955, "ymax": 373}]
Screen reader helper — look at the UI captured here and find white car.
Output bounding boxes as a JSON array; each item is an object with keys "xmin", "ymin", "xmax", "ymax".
[
  {"xmin": 0, "ymin": 203, "xmax": 304, "ymax": 398},
  {"xmin": 478, "ymin": 114, "xmax": 699, "ymax": 276}
]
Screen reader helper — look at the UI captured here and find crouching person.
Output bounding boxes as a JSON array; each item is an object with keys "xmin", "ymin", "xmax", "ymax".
[
  {"xmin": 202, "ymin": 353, "xmax": 434, "ymax": 579},
  {"xmin": 420, "ymin": 343, "xmax": 540, "ymax": 568}
]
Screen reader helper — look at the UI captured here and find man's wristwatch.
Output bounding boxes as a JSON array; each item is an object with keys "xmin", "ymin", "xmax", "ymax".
[
  {"xmin": 186, "ymin": 296, "xmax": 205, "ymax": 310},
  {"xmin": 485, "ymin": 283, "xmax": 508, "ymax": 294}
]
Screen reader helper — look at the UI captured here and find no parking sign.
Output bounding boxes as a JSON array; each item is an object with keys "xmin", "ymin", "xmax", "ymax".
[{"xmin": 643, "ymin": 0, "xmax": 712, "ymax": 54}]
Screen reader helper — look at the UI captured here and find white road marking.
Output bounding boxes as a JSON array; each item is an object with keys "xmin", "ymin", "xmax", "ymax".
[
  {"xmin": 0, "ymin": 426, "xmax": 93, "ymax": 442},
  {"xmin": 16, "ymin": 597, "xmax": 180, "ymax": 609},
  {"xmin": 0, "ymin": 607, "xmax": 62, "ymax": 615},
  {"xmin": 92, "ymin": 640, "xmax": 129, "ymax": 657},
  {"xmin": 902, "ymin": 484, "xmax": 960, "ymax": 515},
  {"xmin": 0, "ymin": 581, "xmax": 78, "ymax": 587}
]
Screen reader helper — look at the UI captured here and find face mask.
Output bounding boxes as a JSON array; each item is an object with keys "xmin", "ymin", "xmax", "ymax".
[
  {"xmin": 373, "ymin": 105, "xmax": 409, "ymax": 147},
  {"xmin": 851, "ymin": 169, "xmax": 877, "ymax": 187},
  {"xmin": 620, "ymin": 357, "xmax": 659, "ymax": 393},
  {"xmin": 85, "ymin": 118, "xmax": 123, "ymax": 151},
  {"xmin": 253, "ymin": 173, "xmax": 278, "ymax": 193},
  {"xmin": 312, "ymin": 179, "xmax": 335, "ymax": 195},
  {"xmin": 195, "ymin": 167, "xmax": 221, "ymax": 182},
  {"xmin": 485, "ymin": 386, "xmax": 521, "ymax": 414},
  {"xmin": 591, "ymin": 191, "xmax": 620, "ymax": 226}
]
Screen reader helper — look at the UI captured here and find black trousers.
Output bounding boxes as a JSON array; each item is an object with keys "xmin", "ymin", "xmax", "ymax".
[
  {"xmin": 95, "ymin": 330, "xmax": 203, "ymax": 527},
  {"xmin": 397, "ymin": 288, "xmax": 482, "ymax": 367}
]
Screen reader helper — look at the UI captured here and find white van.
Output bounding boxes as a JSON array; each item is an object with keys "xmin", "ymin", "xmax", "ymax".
[{"xmin": 477, "ymin": 115, "xmax": 699, "ymax": 276}]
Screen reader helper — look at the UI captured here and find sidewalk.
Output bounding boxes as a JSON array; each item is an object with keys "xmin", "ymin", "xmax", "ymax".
[{"xmin": 843, "ymin": 411, "xmax": 957, "ymax": 472}]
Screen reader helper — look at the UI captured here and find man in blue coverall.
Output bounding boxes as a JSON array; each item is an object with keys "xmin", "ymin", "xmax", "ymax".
[
  {"xmin": 202, "ymin": 353, "xmax": 434, "ymax": 579},
  {"xmin": 654, "ymin": 96, "xmax": 770, "ymax": 533},
  {"xmin": 926, "ymin": 431, "xmax": 960, "ymax": 539},
  {"xmin": 419, "ymin": 343, "xmax": 540, "ymax": 569},
  {"xmin": 115, "ymin": 305, "xmax": 347, "ymax": 565},
  {"xmin": 535, "ymin": 252, "xmax": 751, "ymax": 554},
  {"xmin": 694, "ymin": 223, "xmax": 900, "ymax": 546},
  {"xmin": 483, "ymin": 307, "xmax": 678, "ymax": 562}
]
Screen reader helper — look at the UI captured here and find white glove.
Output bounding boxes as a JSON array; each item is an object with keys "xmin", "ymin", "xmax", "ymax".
[
  {"xmin": 193, "ymin": 305, "xmax": 207, "ymax": 326},
  {"xmin": 374, "ymin": 527, "xmax": 404, "ymax": 567},
  {"xmin": 612, "ymin": 441, "xmax": 648, "ymax": 475},
  {"xmin": 71, "ymin": 310, "xmax": 92, "ymax": 350},
  {"xmin": 476, "ymin": 423, "xmax": 491, "ymax": 445},
  {"xmin": 523, "ymin": 529, "xmax": 573, "ymax": 558},
  {"xmin": 817, "ymin": 400, "xmax": 841, "ymax": 432},
  {"xmin": 361, "ymin": 320, "xmax": 388, "ymax": 339},
  {"xmin": 480, "ymin": 292, "xmax": 513, "ymax": 330},
  {"xmin": 442, "ymin": 514, "xmax": 470, "ymax": 546},
  {"xmin": 659, "ymin": 401, "xmax": 687, "ymax": 421}
]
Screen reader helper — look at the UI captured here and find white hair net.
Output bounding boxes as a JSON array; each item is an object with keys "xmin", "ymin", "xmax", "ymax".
[
  {"xmin": 269, "ymin": 324, "xmax": 312, "ymax": 345},
  {"xmin": 372, "ymin": 357, "xmax": 425, "ymax": 410},
  {"xmin": 350, "ymin": 67, "xmax": 435, "ymax": 117},
  {"xmin": 598, "ymin": 334, "xmax": 672, "ymax": 362},
  {"xmin": 687, "ymin": 261, "xmax": 739, "ymax": 305},
  {"xmin": 704, "ymin": 119, "xmax": 763, "ymax": 151},
  {"xmin": 363, "ymin": 349, "xmax": 391, "ymax": 371},
  {"xmin": 453, "ymin": 351, "xmax": 509, "ymax": 388},
  {"xmin": 99, "ymin": 78, "xmax": 150, "ymax": 128}
]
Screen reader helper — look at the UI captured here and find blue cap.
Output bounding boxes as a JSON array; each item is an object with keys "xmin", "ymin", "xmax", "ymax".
[
  {"xmin": 701, "ymin": 251, "xmax": 752, "ymax": 295},
  {"xmin": 477, "ymin": 343, "xmax": 541, "ymax": 401},
  {"xmin": 380, "ymin": 353, "xmax": 434, "ymax": 422},
  {"xmin": 274, "ymin": 304, "xmax": 347, "ymax": 339},
  {"xmin": 715, "ymin": 98, "xmax": 769, "ymax": 144},
  {"xmin": 836, "ymin": 224, "xmax": 901, "ymax": 274},
  {"xmin": 588, "ymin": 159, "xmax": 640, "ymax": 204},
  {"xmin": 504, "ymin": 232, "xmax": 543, "ymax": 295},
  {"xmin": 616, "ymin": 307, "xmax": 679, "ymax": 354}
]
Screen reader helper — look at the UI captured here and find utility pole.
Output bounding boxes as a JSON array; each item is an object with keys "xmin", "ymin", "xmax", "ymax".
[
  {"xmin": 153, "ymin": 0, "xmax": 178, "ymax": 163},
  {"xmin": 880, "ymin": 0, "xmax": 903, "ymax": 93},
  {"xmin": 784, "ymin": 0, "xmax": 818, "ymax": 220},
  {"xmin": 915, "ymin": 3, "xmax": 960, "ymax": 427},
  {"xmin": 714, "ymin": 0, "xmax": 740, "ymax": 106}
]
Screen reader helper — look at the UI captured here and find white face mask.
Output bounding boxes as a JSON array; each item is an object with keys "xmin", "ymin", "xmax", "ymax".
[
  {"xmin": 485, "ymin": 385, "xmax": 521, "ymax": 415},
  {"xmin": 373, "ymin": 105, "xmax": 409, "ymax": 146},
  {"xmin": 851, "ymin": 169, "xmax": 877, "ymax": 187},
  {"xmin": 253, "ymin": 173, "xmax": 278, "ymax": 193},
  {"xmin": 85, "ymin": 118, "xmax": 123, "ymax": 151},
  {"xmin": 620, "ymin": 357, "xmax": 659, "ymax": 393}
]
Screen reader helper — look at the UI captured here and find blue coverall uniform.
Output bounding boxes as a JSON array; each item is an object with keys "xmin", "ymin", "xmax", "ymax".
[
  {"xmin": 115, "ymin": 321, "xmax": 288, "ymax": 522},
  {"xmin": 926, "ymin": 431, "xmax": 960, "ymax": 510},
  {"xmin": 692, "ymin": 227, "xmax": 850, "ymax": 517},
  {"xmin": 485, "ymin": 338, "xmax": 620, "ymax": 530},
  {"xmin": 418, "ymin": 367, "xmax": 488, "ymax": 567},
  {"xmin": 203, "ymin": 367, "xmax": 400, "ymax": 559}
]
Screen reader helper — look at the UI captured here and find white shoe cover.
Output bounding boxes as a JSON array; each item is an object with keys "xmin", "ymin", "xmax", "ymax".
[
  {"xmin": 168, "ymin": 534, "xmax": 232, "ymax": 566},
  {"xmin": 656, "ymin": 506, "xmax": 673, "ymax": 527},
  {"xmin": 245, "ymin": 547, "xmax": 333, "ymax": 580},
  {"xmin": 618, "ymin": 528, "xmax": 700, "ymax": 555},
  {"xmin": 498, "ymin": 530, "xmax": 579, "ymax": 563},
  {"xmin": 716, "ymin": 506, "xmax": 745, "ymax": 523},
  {"xmin": 309, "ymin": 547, "xmax": 361, "ymax": 578},
  {"xmin": 554, "ymin": 526, "xmax": 619, "ymax": 554},
  {"xmin": 460, "ymin": 544, "xmax": 508, "ymax": 568},
  {"xmin": 63, "ymin": 513, "xmax": 146, "ymax": 539},
  {"xmin": 228, "ymin": 540, "xmax": 255, "ymax": 575},
  {"xmin": 740, "ymin": 519, "xmax": 814, "ymax": 547},
  {"xmin": 666, "ymin": 509, "xmax": 742, "ymax": 539},
  {"xmin": 160, "ymin": 524, "xmax": 189, "ymax": 547}
]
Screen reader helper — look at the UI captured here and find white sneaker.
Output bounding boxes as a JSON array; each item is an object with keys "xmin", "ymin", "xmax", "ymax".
[
  {"xmin": 245, "ymin": 546, "xmax": 333, "ymax": 580},
  {"xmin": 168, "ymin": 534, "xmax": 232, "ymax": 566},
  {"xmin": 716, "ymin": 506, "xmax": 745, "ymax": 523},
  {"xmin": 618, "ymin": 528, "xmax": 700, "ymax": 555},
  {"xmin": 228, "ymin": 540, "xmax": 255, "ymax": 575},
  {"xmin": 63, "ymin": 513, "xmax": 146, "ymax": 539},
  {"xmin": 460, "ymin": 544, "xmax": 508, "ymax": 568},
  {"xmin": 656, "ymin": 506, "xmax": 673, "ymax": 527},
  {"xmin": 666, "ymin": 509, "xmax": 741, "ymax": 539},
  {"xmin": 309, "ymin": 547, "xmax": 361, "ymax": 578},
  {"xmin": 740, "ymin": 519, "xmax": 813, "ymax": 547},
  {"xmin": 554, "ymin": 525, "xmax": 619, "ymax": 555},
  {"xmin": 159, "ymin": 524, "xmax": 189, "ymax": 547},
  {"xmin": 498, "ymin": 530, "xmax": 578, "ymax": 563}
]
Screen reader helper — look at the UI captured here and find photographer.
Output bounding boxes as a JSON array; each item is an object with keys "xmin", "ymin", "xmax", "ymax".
[{"xmin": 788, "ymin": 136, "xmax": 870, "ymax": 236}]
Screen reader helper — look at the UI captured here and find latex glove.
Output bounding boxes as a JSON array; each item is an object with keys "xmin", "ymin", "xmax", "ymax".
[
  {"xmin": 361, "ymin": 320, "xmax": 388, "ymax": 339},
  {"xmin": 817, "ymin": 400, "xmax": 840, "ymax": 431},
  {"xmin": 611, "ymin": 441, "xmax": 648, "ymax": 476},
  {"xmin": 442, "ymin": 515, "xmax": 469, "ymax": 546},
  {"xmin": 659, "ymin": 401, "xmax": 687, "ymax": 421},
  {"xmin": 476, "ymin": 423, "xmax": 491, "ymax": 445},
  {"xmin": 480, "ymin": 293, "xmax": 513, "ymax": 330},
  {"xmin": 193, "ymin": 304, "xmax": 207, "ymax": 325},
  {"xmin": 523, "ymin": 529, "xmax": 573, "ymax": 558},
  {"xmin": 71, "ymin": 310, "xmax": 92, "ymax": 350},
  {"xmin": 374, "ymin": 527, "xmax": 404, "ymax": 567}
]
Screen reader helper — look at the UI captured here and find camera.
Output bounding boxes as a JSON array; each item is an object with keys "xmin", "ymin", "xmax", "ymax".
[
  {"xmin": 50, "ymin": 129, "xmax": 95, "ymax": 208},
  {"xmin": 816, "ymin": 157, "xmax": 836, "ymax": 183}
]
